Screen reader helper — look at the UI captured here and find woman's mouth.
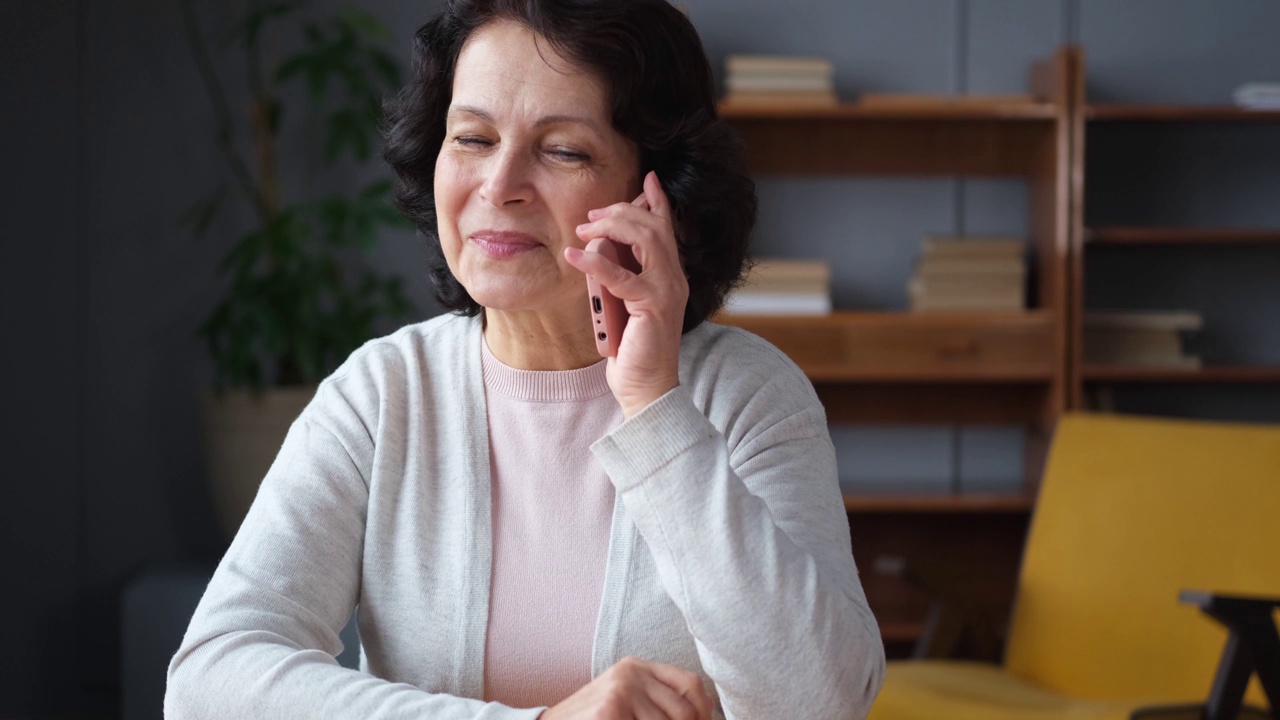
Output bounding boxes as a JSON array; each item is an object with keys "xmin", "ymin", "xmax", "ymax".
[{"xmin": 470, "ymin": 231, "xmax": 542, "ymax": 259}]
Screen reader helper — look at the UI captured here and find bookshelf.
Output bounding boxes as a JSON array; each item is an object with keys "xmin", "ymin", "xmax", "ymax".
[
  {"xmin": 842, "ymin": 492, "xmax": 1036, "ymax": 514},
  {"xmin": 1084, "ymin": 104, "xmax": 1280, "ymax": 122},
  {"xmin": 1067, "ymin": 51, "xmax": 1280, "ymax": 409},
  {"xmin": 715, "ymin": 47, "xmax": 1075, "ymax": 653},
  {"xmin": 1085, "ymin": 227, "xmax": 1280, "ymax": 246}
]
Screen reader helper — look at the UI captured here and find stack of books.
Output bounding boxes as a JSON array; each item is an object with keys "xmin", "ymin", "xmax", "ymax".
[
  {"xmin": 722, "ymin": 258, "xmax": 832, "ymax": 315},
  {"xmin": 1084, "ymin": 311, "xmax": 1203, "ymax": 369},
  {"xmin": 1233, "ymin": 82, "xmax": 1280, "ymax": 110},
  {"xmin": 721, "ymin": 55, "xmax": 838, "ymax": 108},
  {"xmin": 907, "ymin": 236, "xmax": 1026, "ymax": 312}
]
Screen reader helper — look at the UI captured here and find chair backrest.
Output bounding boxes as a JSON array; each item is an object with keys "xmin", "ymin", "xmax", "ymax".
[{"xmin": 1004, "ymin": 411, "xmax": 1280, "ymax": 705}]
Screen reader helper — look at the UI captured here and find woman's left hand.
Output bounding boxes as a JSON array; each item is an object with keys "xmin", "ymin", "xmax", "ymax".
[{"xmin": 565, "ymin": 170, "xmax": 689, "ymax": 419}]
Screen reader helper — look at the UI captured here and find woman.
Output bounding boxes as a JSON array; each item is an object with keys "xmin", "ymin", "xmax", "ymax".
[{"xmin": 165, "ymin": 1, "xmax": 885, "ymax": 718}]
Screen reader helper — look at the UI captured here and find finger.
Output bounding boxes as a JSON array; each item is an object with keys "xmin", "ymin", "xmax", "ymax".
[
  {"xmin": 644, "ymin": 664, "xmax": 713, "ymax": 720},
  {"xmin": 563, "ymin": 245, "xmax": 640, "ymax": 291},
  {"xmin": 642, "ymin": 170, "xmax": 671, "ymax": 221},
  {"xmin": 587, "ymin": 201, "xmax": 660, "ymax": 227},
  {"xmin": 574, "ymin": 214, "xmax": 674, "ymax": 270},
  {"xmin": 636, "ymin": 684, "xmax": 697, "ymax": 720}
]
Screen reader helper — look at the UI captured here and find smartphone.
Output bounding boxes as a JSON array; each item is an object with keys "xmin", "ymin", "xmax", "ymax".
[{"xmin": 585, "ymin": 237, "xmax": 641, "ymax": 357}]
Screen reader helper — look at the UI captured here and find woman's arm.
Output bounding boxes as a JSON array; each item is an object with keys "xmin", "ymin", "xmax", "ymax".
[
  {"xmin": 164, "ymin": 393, "xmax": 543, "ymax": 720},
  {"xmin": 590, "ymin": 380, "xmax": 886, "ymax": 720}
]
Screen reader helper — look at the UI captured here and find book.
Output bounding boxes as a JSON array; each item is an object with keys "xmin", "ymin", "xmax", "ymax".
[
  {"xmin": 726, "ymin": 54, "xmax": 834, "ymax": 77},
  {"xmin": 726, "ymin": 258, "xmax": 832, "ymax": 315},
  {"xmin": 722, "ymin": 291, "xmax": 832, "ymax": 316},
  {"xmin": 726, "ymin": 74, "xmax": 834, "ymax": 93},
  {"xmin": 909, "ymin": 282, "xmax": 1022, "ymax": 306},
  {"xmin": 1082, "ymin": 311, "xmax": 1203, "ymax": 367},
  {"xmin": 915, "ymin": 258, "xmax": 1026, "ymax": 275},
  {"xmin": 910, "ymin": 275, "xmax": 1025, "ymax": 296},
  {"xmin": 1084, "ymin": 311, "xmax": 1204, "ymax": 332},
  {"xmin": 746, "ymin": 258, "xmax": 831, "ymax": 284},
  {"xmin": 1233, "ymin": 82, "xmax": 1280, "ymax": 110}
]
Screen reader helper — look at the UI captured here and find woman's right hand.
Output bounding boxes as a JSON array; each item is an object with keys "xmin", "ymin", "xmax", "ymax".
[{"xmin": 540, "ymin": 656, "xmax": 715, "ymax": 720}]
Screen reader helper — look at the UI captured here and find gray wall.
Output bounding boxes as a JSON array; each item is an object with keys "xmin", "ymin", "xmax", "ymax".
[{"xmin": 3, "ymin": 0, "xmax": 1278, "ymax": 716}]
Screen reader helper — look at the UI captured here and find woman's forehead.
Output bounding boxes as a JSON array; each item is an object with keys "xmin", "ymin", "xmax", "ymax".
[{"xmin": 451, "ymin": 21, "xmax": 609, "ymax": 121}]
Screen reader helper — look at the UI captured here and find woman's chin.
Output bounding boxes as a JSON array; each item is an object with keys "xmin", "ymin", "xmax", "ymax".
[{"xmin": 469, "ymin": 285, "xmax": 561, "ymax": 314}]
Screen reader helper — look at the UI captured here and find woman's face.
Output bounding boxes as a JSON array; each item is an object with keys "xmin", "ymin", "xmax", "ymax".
[{"xmin": 435, "ymin": 21, "xmax": 641, "ymax": 318}]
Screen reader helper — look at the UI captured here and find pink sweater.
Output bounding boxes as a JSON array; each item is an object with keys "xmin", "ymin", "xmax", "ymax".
[{"xmin": 480, "ymin": 340, "xmax": 622, "ymax": 709}]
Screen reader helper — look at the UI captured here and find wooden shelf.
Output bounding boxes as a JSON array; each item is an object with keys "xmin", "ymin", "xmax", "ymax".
[
  {"xmin": 719, "ymin": 101, "xmax": 1065, "ymax": 176},
  {"xmin": 1086, "ymin": 227, "xmax": 1280, "ymax": 245},
  {"xmin": 717, "ymin": 311, "xmax": 1056, "ymax": 383},
  {"xmin": 719, "ymin": 100, "xmax": 1058, "ymax": 121},
  {"xmin": 843, "ymin": 492, "xmax": 1036, "ymax": 513},
  {"xmin": 1086, "ymin": 104, "xmax": 1280, "ymax": 122},
  {"xmin": 1083, "ymin": 365, "xmax": 1280, "ymax": 383}
]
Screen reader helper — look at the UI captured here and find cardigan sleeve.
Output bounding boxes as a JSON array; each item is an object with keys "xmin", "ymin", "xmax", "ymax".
[
  {"xmin": 164, "ymin": 391, "xmax": 543, "ymax": 720},
  {"xmin": 590, "ymin": 379, "xmax": 886, "ymax": 720}
]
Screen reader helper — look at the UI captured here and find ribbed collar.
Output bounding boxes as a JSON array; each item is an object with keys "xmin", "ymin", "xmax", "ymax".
[{"xmin": 480, "ymin": 337, "xmax": 611, "ymax": 402}]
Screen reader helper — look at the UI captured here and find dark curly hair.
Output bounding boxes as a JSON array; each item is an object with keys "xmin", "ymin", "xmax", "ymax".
[{"xmin": 381, "ymin": 0, "xmax": 757, "ymax": 333}]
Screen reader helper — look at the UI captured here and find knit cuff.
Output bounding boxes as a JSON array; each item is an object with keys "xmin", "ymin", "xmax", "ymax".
[{"xmin": 591, "ymin": 385, "xmax": 716, "ymax": 492}]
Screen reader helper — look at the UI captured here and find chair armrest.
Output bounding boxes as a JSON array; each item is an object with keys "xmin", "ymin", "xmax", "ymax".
[
  {"xmin": 1180, "ymin": 589, "xmax": 1280, "ymax": 614},
  {"xmin": 1178, "ymin": 588, "xmax": 1280, "ymax": 720}
]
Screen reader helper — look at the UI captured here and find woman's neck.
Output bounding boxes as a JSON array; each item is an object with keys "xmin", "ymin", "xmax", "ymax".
[{"xmin": 482, "ymin": 305, "xmax": 603, "ymax": 371}]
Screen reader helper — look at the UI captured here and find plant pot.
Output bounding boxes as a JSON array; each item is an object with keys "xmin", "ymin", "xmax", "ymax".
[{"xmin": 198, "ymin": 385, "xmax": 317, "ymax": 542}]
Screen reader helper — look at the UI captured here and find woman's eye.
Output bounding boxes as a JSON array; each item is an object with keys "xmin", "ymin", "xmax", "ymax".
[
  {"xmin": 455, "ymin": 136, "xmax": 492, "ymax": 148},
  {"xmin": 548, "ymin": 148, "xmax": 589, "ymax": 162}
]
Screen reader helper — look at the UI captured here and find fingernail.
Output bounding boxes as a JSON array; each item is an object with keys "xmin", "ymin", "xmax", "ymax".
[
  {"xmin": 575, "ymin": 223, "xmax": 590, "ymax": 233},
  {"xmin": 587, "ymin": 208, "xmax": 601, "ymax": 219},
  {"xmin": 564, "ymin": 246, "xmax": 584, "ymax": 261}
]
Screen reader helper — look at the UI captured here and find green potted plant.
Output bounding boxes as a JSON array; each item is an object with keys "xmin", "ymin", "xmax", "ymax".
[{"xmin": 177, "ymin": 0, "xmax": 414, "ymax": 541}]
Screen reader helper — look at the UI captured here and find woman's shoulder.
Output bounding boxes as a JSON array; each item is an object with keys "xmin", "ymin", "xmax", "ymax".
[
  {"xmin": 307, "ymin": 313, "xmax": 479, "ymax": 423},
  {"xmin": 681, "ymin": 319, "xmax": 808, "ymax": 382},
  {"xmin": 326, "ymin": 312, "xmax": 476, "ymax": 384},
  {"xmin": 679, "ymin": 320, "xmax": 824, "ymax": 429}
]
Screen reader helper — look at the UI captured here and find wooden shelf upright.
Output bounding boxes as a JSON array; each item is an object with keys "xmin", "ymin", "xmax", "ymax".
[
  {"xmin": 715, "ymin": 47, "xmax": 1076, "ymax": 651},
  {"xmin": 1066, "ymin": 52, "xmax": 1280, "ymax": 409}
]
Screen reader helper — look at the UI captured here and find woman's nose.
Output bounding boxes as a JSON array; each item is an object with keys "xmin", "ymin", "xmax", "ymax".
[{"xmin": 478, "ymin": 147, "xmax": 534, "ymax": 207}]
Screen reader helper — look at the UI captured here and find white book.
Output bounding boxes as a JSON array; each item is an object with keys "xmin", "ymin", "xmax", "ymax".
[
  {"xmin": 722, "ymin": 291, "xmax": 832, "ymax": 315},
  {"xmin": 726, "ymin": 75, "xmax": 833, "ymax": 93},
  {"xmin": 1232, "ymin": 83, "xmax": 1280, "ymax": 109},
  {"xmin": 726, "ymin": 54, "xmax": 834, "ymax": 77}
]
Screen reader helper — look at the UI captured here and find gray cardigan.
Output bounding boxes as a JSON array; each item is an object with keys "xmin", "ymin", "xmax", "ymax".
[{"xmin": 165, "ymin": 313, "xmax": 885, "ymax": 719}]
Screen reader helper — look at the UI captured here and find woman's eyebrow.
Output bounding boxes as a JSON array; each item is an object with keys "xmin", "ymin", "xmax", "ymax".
[{"xmin": 448, "ymin": 105, "xmax": 603, "ymax": 137}]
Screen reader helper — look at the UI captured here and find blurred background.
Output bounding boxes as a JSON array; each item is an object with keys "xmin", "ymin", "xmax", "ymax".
[{"xmin": 3, "ymin": 1, "xmax": 1278, "ymax": 718}]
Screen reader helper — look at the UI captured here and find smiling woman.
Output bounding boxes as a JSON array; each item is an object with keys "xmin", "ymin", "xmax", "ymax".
[
  {"xmin": 432, "ymin": 21, "xmax": 643, "ymax": 370},
  {"xmin": 164, "ymin": 2, "xmax": 885, "ymax": 719}
]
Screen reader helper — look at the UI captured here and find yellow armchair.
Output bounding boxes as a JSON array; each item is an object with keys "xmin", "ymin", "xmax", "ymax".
[{"xmin": 869, "ymin": 412, "xmax": 1280, "ymax": 720}]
